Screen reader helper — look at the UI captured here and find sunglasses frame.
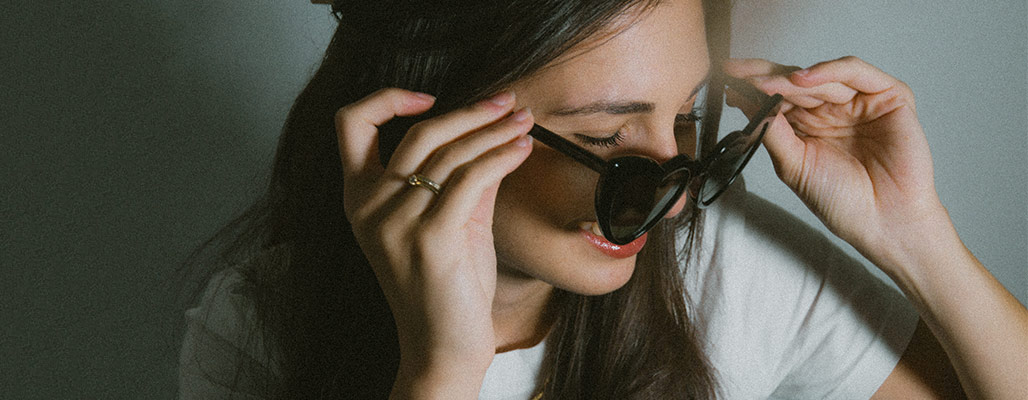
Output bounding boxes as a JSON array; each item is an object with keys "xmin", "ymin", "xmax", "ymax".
[{"xmin": 526, "ymin": 76, "xmax": 784, "ymax": 245}]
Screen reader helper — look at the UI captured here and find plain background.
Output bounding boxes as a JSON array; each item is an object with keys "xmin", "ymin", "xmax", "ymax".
[{"xmin": 1, "ymin": 1, "xmax": 1024, "ymax": 398}]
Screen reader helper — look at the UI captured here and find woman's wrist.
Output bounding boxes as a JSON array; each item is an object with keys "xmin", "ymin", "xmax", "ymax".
[
  {"xmin": 391, "ymin": 353, "xmax": 493, "ymax": 400},
  {"xmin": 859, "ymin": 202, "xmax": 963, "ymax": 286}
]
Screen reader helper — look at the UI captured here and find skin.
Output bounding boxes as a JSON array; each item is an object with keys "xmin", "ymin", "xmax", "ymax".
[
  {"xmin": 334, "ymin": 0, "xmax": 1027, "ymax": 398},
  {"xmin": 493, "ymin": 0, "xmax": 709, "ymax": 347},
  {"xmin": 724, "ymin": 56, "xmax": 1028, "ymax": 399}
]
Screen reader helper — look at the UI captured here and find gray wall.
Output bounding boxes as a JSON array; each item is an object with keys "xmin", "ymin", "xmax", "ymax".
[
  {"xmin": 1, "ymin": 1, "xmax": 1024, "ymax": 398},
  {"xmin": 730, "ymin": 0, "xmax": 1028, "ymax": 300}
]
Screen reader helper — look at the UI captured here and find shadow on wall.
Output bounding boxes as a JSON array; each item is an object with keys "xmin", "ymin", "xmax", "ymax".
[{"xmin": 1, "ymin": 2, "xmax": 332, "ymax": 398}]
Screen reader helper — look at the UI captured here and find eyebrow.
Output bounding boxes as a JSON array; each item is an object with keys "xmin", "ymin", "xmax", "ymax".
[
  {"xmin": 550, "ymin": 101, "xmax": 653, "ymax": 116},
  {"xmin": 546, "ymin": 74, "xmax": 710, "ymax": 117}
]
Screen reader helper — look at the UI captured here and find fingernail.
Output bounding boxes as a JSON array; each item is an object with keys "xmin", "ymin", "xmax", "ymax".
[
  {"xmin": 511, "ymin": 107, "xmax": 531, "ymax": 122},
  {"xmin": 489, "ymin": 91, "xmax": 515, "ymax": 106},
  {"xmin": 516, "ymin": 134, "xmax": 533, "ymax": 147},
  {"xmin": 413, "ymin": 92, "xmax": 436, "ymax": 101},
  {"xmin": 792, "ymin": 69, "xmax": 810, "ymax": 78}
]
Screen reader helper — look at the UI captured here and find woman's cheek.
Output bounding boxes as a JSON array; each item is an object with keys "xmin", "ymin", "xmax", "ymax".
[
  {"xmin": 493, "ymin": 147, "xmax": 636, "ymax": 294},
  {"xmin": 491, "ymin": 145, "xmax": 596, "ymax": 279},
  {"xmin": 495, "ymin": 146, "xmax": 597, "ymax": 230}
]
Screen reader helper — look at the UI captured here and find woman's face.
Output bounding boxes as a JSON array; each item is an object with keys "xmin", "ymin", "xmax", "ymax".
[{"xmin": 497, "ymin": 0, "xmax": 710, "ymax": 295}]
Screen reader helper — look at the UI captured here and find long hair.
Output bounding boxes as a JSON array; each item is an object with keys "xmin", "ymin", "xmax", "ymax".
[{"xmin": 183, "ymin": 0, "xmax": 730, "ymax": 398}]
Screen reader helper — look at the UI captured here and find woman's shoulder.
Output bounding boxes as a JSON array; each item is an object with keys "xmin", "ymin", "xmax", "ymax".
[
  {"xmin": 179, "ymin": 267, "xmax": 280, "ymax": 398},
  {"xmin": 682, "ymin": 180, "xmax": 911, "ymax": 318},
  {"xmin": 688, "ymin": 181, "xmax": 839, "ymax": 272},
  {"xmin": 682, "ymin": 180, "xmax": 878, "ymax": 298},
  {"xmin": 183, "ymin": 269, "xmax": 258, "ymax": 347},
  {"xmin": 680, "ymin": 182, "xmax": 919, "ymax": 399}
]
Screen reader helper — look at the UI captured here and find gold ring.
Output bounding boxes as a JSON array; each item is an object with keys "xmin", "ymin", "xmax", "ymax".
[{"xmin": 406, "ymin": 173, "xmax": 441, "ymax": 195}]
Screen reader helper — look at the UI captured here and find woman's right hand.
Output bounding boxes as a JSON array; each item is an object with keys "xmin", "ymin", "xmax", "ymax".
[{"xmin": 335, "ymin": 88, "xmax": 534, "ymax": 398}]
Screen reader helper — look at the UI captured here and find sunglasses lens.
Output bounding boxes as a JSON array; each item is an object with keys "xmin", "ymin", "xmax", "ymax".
[
  {"xmin": 597, "ymin": 157, "xmax": 689, "ymax": 245},
  {"xmin": 698, "ymin": 119, "xmax": 771, "ymax": 205}
]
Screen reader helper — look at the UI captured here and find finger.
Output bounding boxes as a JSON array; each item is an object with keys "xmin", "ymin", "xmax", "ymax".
[
  {"xmin": 418, "ymin": 108, "xmax": 534, "ymax": 189},
  {"xmin": 389, "ymin": 107, "xmax": 532, "ymax": 225},
  {"xmin": 387, "ymin": 91, "xmax": 518, "ymax": 176},
  {"xmin": 788, "ymin": 56, "xmax": 899, "ymax": 94},
  {"xmin": 335, "ymin": 88, "xmax": 436, "ymax": 182},
  {"xmin": 352, "ymin": 99, "xmax": 525, "ymax": 227},
  {"xmin": 723, "ymin": 58, "xmax": 802, "ymax": 79},
  {"xmin": 724, "ymin": 59, "xmax": 857, "ymax": 108},
  {"xmin": 750, "ymin": 75, "xmax": 859, "ymax": 108},
  {"xmin": 423, "ymin": 134, "xmax": 534, "ymax": 232},
  {"xmin": 760, "ymin": 113, "xmax": 806, "ymax": 185}
]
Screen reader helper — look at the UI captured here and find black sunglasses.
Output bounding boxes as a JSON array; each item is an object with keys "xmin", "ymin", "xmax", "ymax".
[{"xmin": 527, "ymin": 77, "xmax": 783, "ymax": 245}]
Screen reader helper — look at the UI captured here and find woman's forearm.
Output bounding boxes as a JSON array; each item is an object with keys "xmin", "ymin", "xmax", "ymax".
[
  {"xmin": 390, "ymin": 357, "xmax": 490, "ymax": 400},
  {"xmin": 865, "ymin": 207, "xmax": 1028, "ymax": 400}
]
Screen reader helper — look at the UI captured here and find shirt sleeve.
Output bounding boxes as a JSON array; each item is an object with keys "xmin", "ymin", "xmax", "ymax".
[
  {"xmin": 178, "ymin": 270, "xmax": 280, "ymax": 399},
  {"xmin": 685, "ymin": 186, "xmax": 920, "ymax": 399}
]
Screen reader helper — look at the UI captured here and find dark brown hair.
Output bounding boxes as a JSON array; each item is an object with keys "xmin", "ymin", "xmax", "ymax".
[{"xmin": 185, "ymin": 0, "xmax": 731, "ymax": 398}]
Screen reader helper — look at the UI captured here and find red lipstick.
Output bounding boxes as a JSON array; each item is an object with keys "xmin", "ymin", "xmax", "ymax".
[{"xmin": 578, "ymin": 225, "xmax": 647, "ymax": 259}]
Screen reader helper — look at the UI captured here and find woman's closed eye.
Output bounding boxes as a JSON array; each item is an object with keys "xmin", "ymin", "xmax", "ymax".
[
  {"xmin": 575, "ymin": 130, "xmax": 625, "ymax": 148},
  {"xmin": 572, "ymin": 109, "xmax": 704, "ymax": 149}
]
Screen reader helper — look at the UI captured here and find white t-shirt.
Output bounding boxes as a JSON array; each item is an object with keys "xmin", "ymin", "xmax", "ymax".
[{"xmin": 179, "ymin": 187, "xmax": 919, "ymax": 399}]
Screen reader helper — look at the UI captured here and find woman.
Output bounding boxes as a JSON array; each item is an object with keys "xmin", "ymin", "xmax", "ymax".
[{"xmin": 179, "ymin": 0, "xmax": 1027, "ymax": 398}]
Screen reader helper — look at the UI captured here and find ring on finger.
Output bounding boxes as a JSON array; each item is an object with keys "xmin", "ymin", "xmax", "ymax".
[{"xmin": 406, "ymin": 173, "xmax": 442, "ymax": 195}]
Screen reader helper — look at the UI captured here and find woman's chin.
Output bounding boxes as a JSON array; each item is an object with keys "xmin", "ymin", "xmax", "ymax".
[
  {"xmin": 552, "ymin": 254, "xmax": 638, "ymax": 296},
  {"xmin": 494, "ymin": 222, "xmax": 643, "ymax": 296}
]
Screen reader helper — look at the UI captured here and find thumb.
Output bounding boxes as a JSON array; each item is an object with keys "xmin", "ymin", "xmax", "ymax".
[{"xmin": 761, "ymin": 113, "xmax": 806, "ymax": 186}]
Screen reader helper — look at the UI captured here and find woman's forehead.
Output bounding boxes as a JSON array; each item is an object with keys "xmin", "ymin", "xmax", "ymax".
[{"xmin": 514, "ymin": 0, "xmax": 708, "ymax": 112}]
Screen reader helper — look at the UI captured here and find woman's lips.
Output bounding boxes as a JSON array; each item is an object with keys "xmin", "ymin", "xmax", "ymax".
[{"xmin": 577, "ymin": 222, "xmax": 647, "ymax": 259}]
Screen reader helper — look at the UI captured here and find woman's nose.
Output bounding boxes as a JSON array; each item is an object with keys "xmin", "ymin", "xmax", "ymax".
[
  {"xmin": 635, "ymin": 123, "xmax": 691, "ymax": 219},
  {"xmin": 625, "ymin": 124, "xmax": 681, "ymax": 163}
]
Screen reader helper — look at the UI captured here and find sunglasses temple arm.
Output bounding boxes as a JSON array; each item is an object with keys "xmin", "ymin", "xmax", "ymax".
[
  {"xmin": 722, "ymin": 76, "xmax": 772, "ymax": 105},
  {"xmin": 740, "ymin": 93, "xmax": 784, "ymax": 134},
  {"xmin": 527, "ymin": 125, "xmax": 608, "ymax": 173}
]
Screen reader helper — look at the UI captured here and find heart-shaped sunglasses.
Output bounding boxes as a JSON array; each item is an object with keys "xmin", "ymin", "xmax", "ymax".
[{"xmin": 527, "ymin": 77, "xmax": 783, "ymax": 245}]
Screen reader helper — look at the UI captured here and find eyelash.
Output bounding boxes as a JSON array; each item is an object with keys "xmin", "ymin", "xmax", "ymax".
[
  {"xmin": 579, "ymin": 131, "xmax": 626, "ymax": 148},
  {"xmin": 577, "ymin": 108, "xmax": 704, "ymax": 148},
  {"xmin": 677, "ymin": 108, "xmax": 704, "ymax": 125}
]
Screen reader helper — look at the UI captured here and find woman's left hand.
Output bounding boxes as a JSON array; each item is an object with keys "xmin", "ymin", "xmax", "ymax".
[
  {"xmin": 724, "ymin": 56, "xmax": 946, "ymax": 263},
  {"xmin": 727, "ymin": 57, "xmax": 1028, "ymax": 400}
]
